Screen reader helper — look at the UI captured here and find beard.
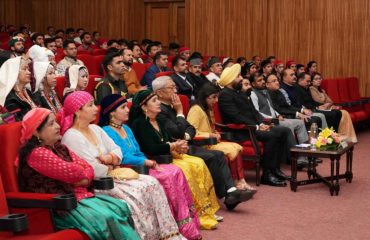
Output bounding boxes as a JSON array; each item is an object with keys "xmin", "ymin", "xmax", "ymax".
[
  {"xmin": 124, "ymin": 60, "xmax": 133, "ymax": 67},
  {"xmin": 14, "ymin": 47, "xmax": 25, "ymax": 54},
  {"xmin": 244, "ymin": 88, "xmax": 252, "ymax": 96},
  {"xmin": 232, "ymin": 81, "xmax": 242, "ymax": 91}
]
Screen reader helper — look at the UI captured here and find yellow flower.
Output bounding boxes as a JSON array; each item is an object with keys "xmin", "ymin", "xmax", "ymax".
[
  {"xmin": 321, "ymin": 128, "xmax": 332, "ymax": 139},
  {"xmin": 316, "ymin": 136, "xmax": 323, "ymax": 148}
]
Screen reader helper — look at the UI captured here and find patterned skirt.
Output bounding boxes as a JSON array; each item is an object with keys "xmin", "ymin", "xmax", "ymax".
[
  {"xmin": 173, "ymin": 154, "xmax": 220, "ymax": 230},
  {"xmin": 97, "ymin": 174, "xmax": 184, "ymax": 240},
  {"xmin": 150, "ymin": 164, "xmax": 201, "ymax": 239},
  {"xmin": 53, "ymin": 194, "xmax": 140, "ymax": 240}
]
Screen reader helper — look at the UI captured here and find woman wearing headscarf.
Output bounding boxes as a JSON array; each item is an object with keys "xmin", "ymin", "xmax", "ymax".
[
  {"xmin": 61, "ymin": 91, "xmax": 184, "ymax": 240},
  {"xmin": 309, "ymin": 73, "xmax": 357, "ymax": 143},
  {"xmin": 63, "ymin": 65, "xmax": 89, "ymax": 101},
  {"xmin": 0, "ymin": 57, "xmax": 38, "ymax": 121},
  {"xmin": 31, "ymin": 61, "xmax": 62, "ymax": 114},
  {"xmin": 99, "ymin": 94, "xmax": 201, "ymax": 240},
  {"xmin": 187, "ymin": 83, "xmax": 257, "ymax": 192},
  {"xmin": 129, "ymin": 90, "xmax": 220, "ymax": 231},
  {"xmin": 18, "ymin": 108, "xmax": 140, "ymax": 240}
]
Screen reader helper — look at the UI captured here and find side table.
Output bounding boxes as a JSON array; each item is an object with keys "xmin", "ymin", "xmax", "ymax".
[{"xmin": 290, "ymin": 142, "xmax": 355, "ymax": 196}]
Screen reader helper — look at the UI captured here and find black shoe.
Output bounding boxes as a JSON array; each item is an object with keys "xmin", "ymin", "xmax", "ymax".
[
  {"xmin": 225, "ymin": 202, "xmax": 240, "ymax": 211},
  {"xmin": 224, "ymin": 189, "xmax": 253, "ymax": 206},
  {"xmin": 238, "ymin": 189, "xmax": 254, "ymax": 202},
  {"xmin": 260, "ymin": 171, "xmax": 287, "ymax": 187},
  {"xmin": 273, "ymin": 168, "xmax": 291, "ymax": 181}
]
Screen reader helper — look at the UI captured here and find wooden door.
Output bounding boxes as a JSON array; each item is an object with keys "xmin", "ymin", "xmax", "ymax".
[{"xmin": 145, "ymin": 0, "xmax": 185, "ymax": 49}]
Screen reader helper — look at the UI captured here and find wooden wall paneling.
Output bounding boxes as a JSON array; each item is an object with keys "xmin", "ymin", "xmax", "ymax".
[{"xmin": 145, "ymin": 2, "xmax": 171, "ymax": 47}]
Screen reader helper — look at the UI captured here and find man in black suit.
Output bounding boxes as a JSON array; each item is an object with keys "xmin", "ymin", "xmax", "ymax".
[
  {"xmin": 171, "ymin": 55, "xmax": 196, "ymax": 100},
  {"xmin": 218, "ymin": 64, "xmax": 291, "ymax": 187},
  {"xmin": 152, "ymin": 75, "xmax": 254, "ymax": 210},
  {"xmin": 186, "ymin": 57, "xmax": 209, "ymax": 97}
]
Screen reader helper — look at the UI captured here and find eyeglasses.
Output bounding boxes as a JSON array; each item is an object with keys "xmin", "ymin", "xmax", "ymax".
[{"xmin": 161, "ymin": 85, "xmax": 177, "ymax": 90}]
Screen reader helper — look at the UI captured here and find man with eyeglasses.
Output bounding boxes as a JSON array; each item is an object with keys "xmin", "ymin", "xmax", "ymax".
[
  {"xmin": 153, "ymin": 76, "xmax": 254, "ymax": 211},
  {"xmin": 206, "ymin": 56, "xmax": 223, "ymax": 83}
]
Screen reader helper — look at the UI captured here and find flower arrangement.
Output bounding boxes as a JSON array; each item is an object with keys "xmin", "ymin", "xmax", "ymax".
[{"xmin": 313, "ymin": 127, "xmax": 342, "ymax": 150}]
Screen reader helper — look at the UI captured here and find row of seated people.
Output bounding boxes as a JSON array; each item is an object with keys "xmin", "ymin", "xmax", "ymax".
[{"xmin": 0, "ymin": 52, "xmax": 259, "ymax": 239}]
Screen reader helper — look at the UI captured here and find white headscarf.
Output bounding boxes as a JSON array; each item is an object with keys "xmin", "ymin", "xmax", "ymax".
[
  {"xmin": 28, "ymin": 45, "xmax": 54, "ymax": 62},
  {"xmin": 63, "ymin": 65, "xmax": 87, "ymax": 96},
  {"xmin": 0, "ymin": 57, "xmax": 22, "ymax": 106},
  {"xmin": 33, "ymin": 62, "xmax": 52, "ymax": 93}
]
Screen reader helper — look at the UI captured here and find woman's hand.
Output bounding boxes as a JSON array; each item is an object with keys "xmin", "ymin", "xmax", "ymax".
[
  {"xmin": 175, "ymin": 140, "xmax": 189, "ymax": 154},
  {"xmin": 210, "ymin": 133, "xmax": 221, "ymax": 142},
  {"xmin": 97, "ymin": 154, "xmax": 112, "ymax": 165},
  {"xmin": 144, "ymin": 159, "xmax": 158, "ymax": 169},
  {"xmin": 73, "ymin": 178, "xmax": 89, "ymax": 187}
]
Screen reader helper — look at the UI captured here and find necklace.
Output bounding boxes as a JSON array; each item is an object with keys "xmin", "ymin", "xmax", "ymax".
[
  {"xmin": 14, "ymin": 88, "xmax": 37, "ymax": 108},
  {"xmin": 42, "ymin": 90, "xmax": 62, "ymax": 114},
  {"xmin": 109, "ymin": 123, "xmax": 133, "ymax": 148},
  {"xmin": 109, "ymin": 121, "xmax": 123, "ymax": 129}
]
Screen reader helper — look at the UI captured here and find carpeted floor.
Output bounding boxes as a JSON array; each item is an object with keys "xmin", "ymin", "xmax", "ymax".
[{"xmin": 201, "ymin": 128, "xmax": 370, "ymax": 240}]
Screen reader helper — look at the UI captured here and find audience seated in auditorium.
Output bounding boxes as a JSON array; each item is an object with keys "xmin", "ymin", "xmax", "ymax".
[
  {"xmin": 8, "ymin": 36, "xmax": 25, "ymax": 58},
  {"xmin": 286, "ymin": 60, "xmax": 297, "ymax": 73},
  {"xmin": 122, "ymin": 48, "xmax": 146, "ymax": 94},
  {"xmin": 92, "ymin": 31, "xmax": 100, "ymax": 46},
  {"xmin": 171, "ymin": 55, "xmax": 196, "ymax": 100},
  {"xmin": 140, "ymin": 38, "xmax": 152, "ymax": 55},
  {"xmin": 73, "ymin": 28, "xmax": 85, "ymax": 44},
  {"xmin": 107, "ymin": 39, "xmax": 120, "ymax": 49},
  {"xmin": 241, "ymin": 60, "xmax": 257, "ymax": 79},
  {"xmin": 186, "ymin": 57, "xmax": 209, "ymax": 98},
  {"xmin": 307, "ymin": 60, "xmax": 318, "ymax": 76},
  {"xmin": 259, "ymin": 59, "xmax": 273, "ymax": 81},
  {"xmin": 309, "ymin": 72, "xmax": 357, "ymax": 142},
  {"xmin": 95, "ymin": 49, "xmax": 129, "ymax": 104},
  {"xmin": 144, "ymin": 42, "xmax": 160, "ymax": 63},
  {"xmin": 252, "ymin": 55, "xmax": 262, "ymax": 70},
  {"xmin": 222, "ymin": 57, "xmax": 234, "ymax": 69},
  {"xmin": 77, "ymin": 32, "xmax": 95, "ymax": 53},
  {"xmin": 187, "ymin": 82, "xmax": 257, "ymax": 193},
  {"xmin": 31, "ymin": 32, "xmax": 45, "ymax": 47},
  {"xmin": 55, "ymin": 29, "xmax": 65, "ymax": 38},
  {"xmin": 44, "ymin": 26, "xmax": 55, "ymax": 39},
  {"xmin": 99, "ymin": 94, "xmax": 201, "ymax": 239},
  {"xmin": 32, "ymin": 61, "xmax": 62, "ymax": 114},
  {"xmin": 296, "ymin": 64, "xmax": 305, "ymax": 75},
  {"xmin": 128, "ymin": 89, "xmax": 220, "ymax": 230},
  {"xmin": 218, "ymin": 64, "xmax": 292, "ymax": 187},
  {"xmin": 56, "ymin": 39, "xmax": 84, "ymax": 76},
  {"xmin": 61, "ymin": 91, "xmax": 184, "ymax": 240},
  {"xmin": 131, "ymin": 43, "xmax": 144, "ymax": 63},
  {"xmin": 141, "ymin": 51, "xmax": 169, "ymax": 89},
  {"xmin": 206, "ymin": 56, "xmax": 222, "ymax": 83},
  {"xmin": 18, "ymin": 107, "xmax": 140, "ymax": 240},
  {"xmin": 1, "ymin": 57, "xmax": 38, "ymax": 121},
  {"xmin": 273, "ymin": 59, "xmax": 284, "ymax": 81},
  {"xmin": 63, "ymin": 65, "xmax": 89, "ymax": 101},
  {"xmin": 153, "ymin": 76, "xmax": 254, "ymax": 209},
  {"xmin": 294, "ymin": 72, "xmax": 342, "ymax": 131},
  {"xmin": 280, "ymin": 69, "xmax": 328, "ymax": 129},
  {"xmin": 54, "ymin": 36, "xmax": 63, "ymax": 49},
  {"xmin": 45, "ymin": 37, "xmax": 57, "ymax": 54},
  {"xmin": 179, "ymin": 47, "xmax": 191, "ymax": 61},
  {"xmin": 168, "ymin": 42, "xmax": 180, "ymax": 56},
  {"xmin": 65, "ymin": 27, "xmax": 75, "ymax": 40}
]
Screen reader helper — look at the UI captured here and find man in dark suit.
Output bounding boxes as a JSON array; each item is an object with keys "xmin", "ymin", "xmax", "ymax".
[
  {"xmin": 170, "ymin": 55, "xmax": 195, "ymax": 100},
  {"xmin": 152, "ymin": 75, "xmax": 254, "ymax": 210},
  {"xmin": 141, "ymin": 51, "xmax": 168, "ymax": 89},
  {"xmin": 218, "ymin": 64, "xmax": 291, "ymax": 187}
]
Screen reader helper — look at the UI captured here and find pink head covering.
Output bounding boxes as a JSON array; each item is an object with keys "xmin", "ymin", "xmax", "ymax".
[
  {"xmin": 60, "ymin": 91, "xmax": 94, "ymax": 135},
  {"xmin": 21, "ymin": 108, "xmax": 52, "ymax": 144}
]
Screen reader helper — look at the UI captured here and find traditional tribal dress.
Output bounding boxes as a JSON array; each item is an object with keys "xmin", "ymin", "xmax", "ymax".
[
  {"xmin": 62, "ymin": 124, "xmax": 184, "ymax": 240},
  {"xmin": 20, "ymin": 144, "xmax": 139, "ymax": 240},
  {"xmin": 103, "ymin": 124, "xmax": 201, "ymax": 239}
]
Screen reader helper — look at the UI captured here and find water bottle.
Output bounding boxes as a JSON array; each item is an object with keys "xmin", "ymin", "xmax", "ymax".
[{"xmin": 309, "ymin": 123, "xmax": 318, "ymax": 150}]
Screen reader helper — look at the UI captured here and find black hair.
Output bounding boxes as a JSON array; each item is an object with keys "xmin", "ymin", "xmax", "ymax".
[
  {"xmin": 152, "ymin": 41, "xmax": 162, "ymax": 46},
  {"xmin": 76, "ymin": 28, "xmax": 84, "ymax": 33},
  {"xmin": 107, "ymin": 39, "xmax": 118, "ymax": 47},
  {"xmin": 44, "ymin": 37, "xmax": 55, "ymax": 46},
  {"xmin": 236, "ymin": 57, "xmax": 246, "ymax": 64},
  {"xmin": 311, "ymin": 72, "xmax": 323, "ymax": 92},
  {"xmin": 172, "ymin": 55, "xmax": 186, "ymax": 67},
  {"xmin": 12, "ymin": 31, "xmax": 23, "ymax": 37},
  {"xmin": 129, "ymin": 43, "xmax": 141, "ymax": 51},
  {"xmin": 141, "ymin": 39, "xmax": 152, "ymax": 45},
  {"xmin": 80, "ymin": 32, "xmax": 90, "ymax": 41},
  {"xmin": 54, "ymin": 36, "xmax": 63, "ymax": 41},
  {"xmin": 65, "ymin": 28, "xmax": 75, "ymax": 34},
  {"xmin": 55, "ymin": 29, "xmax": 64, "ymax": 35},
  {"xmin": 31, "ymin": 33, "xmax": 44, "ymax": 42},
  {"xmin": 194, "ymin": 82, "xmax": 221, "ymax": 116},
  {"xmin": 169, "ymin": 42, "xmax": 180, "ymax": 50},
  {"xmin": 18, "ymin": 115, "xmax": 50, "ymax": 190},
  {"xmin": 297, "ymin": 72, "xmax": 309, "ymax": 81},
  {"xmin": 103, "ymin": 49, "xmax": 123, "ymax": 72},
  {"xmin": 189, "ymin": 51, "xmax": 203, "ymax": 60},
  {"xmin": 118, "ymin": 38, "xmax": 129, "ymax": 46},
  {"xmin": 307, "ymin": 61, "xmax": 317, "ymax": 70},
  {"xmin": 249, "ymin": 72, "xmax": 263, "ymax": 83},
  {"xmin": 146, "ymin": 42, "xmax": 158, "ymax": 53},
  {"xmin": 19, "ymin": 26, "xmax": 27, "ymax": 32},
  {"xmin": 260, "ymin": 59, "xmax": 271, "ymax": 69},
  {"xmin": 63, "ymin": 39, "xmax": 75, "ymax": 49},
  {"xmin": 153, "ymin": 51, "xmax": 167, "ymax": 63},
  {"xmin": 46, "ymin": 26, "xmax": 54, "ymax": 31},
  {"xmin": 92, "ymin": 31, "xmax": 99, "ymax": 37},
  {"xmin": 266, "ymin": 56, "xmax": 276, "ymax": 63},
  {"xmin": 252, "ymin": 55, "xmax": 260, "ymax": 61},
  {"xmin": 296, "ymin": 64, "xmax": 305, "ymax": 70}
]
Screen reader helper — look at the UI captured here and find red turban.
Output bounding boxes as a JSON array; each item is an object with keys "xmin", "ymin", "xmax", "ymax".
[
  {"xmin": 286, "ymin": 60, "xmax": 296, "ymax": 68},
  {"xmin": 273, "ymin": 60, "xmax": 284, "ymax": 66},
  {"xmin": 179, "ymin": 47, "xmax": 190, "ymax": 54}
]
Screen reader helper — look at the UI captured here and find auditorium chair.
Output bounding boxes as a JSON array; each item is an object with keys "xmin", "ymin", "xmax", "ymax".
[
  {"xmin": 131, "ymin": 62, "xmax": 148, "ymax": 81},
  {"xmin": 77, "ymin": 54, "xmax": 98, "ymax": 75},
  {"xmin": 93, "ymin": 55, "xmax": 105, "ymax": 76},
  {"xmin": 85, "ymin": 74, "xmax": 103, "ymax": 97},
  {"xmin": 178, "ymin": 94, "xmax": 190, "ymax": 116},
  {"xmin": 55, "ymin": 76, "xmax": 65, "ymax": 100},
  {"xmin": 155, "ymin": 71, "xmax": 173, "ymax": 78},
  {"xmin": 76, "ymin": 50, "xmax": 92, "ymax": 55},
  {"xmin": 0, "ymin": 122, "xmax": 114, "ymax": 238},
  {"xmin": 92, "ymin": 49, "xmax": 107, "ymax": 56},
  {"xmin": 0, "ymin": 173, "xmax": 86, "ymax": 240},
  {"xmin": 213, "ymin": 102, "xmax": 263, "ymax": 185}
]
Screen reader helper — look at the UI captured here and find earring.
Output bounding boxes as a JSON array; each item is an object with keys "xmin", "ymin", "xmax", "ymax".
[
  {"xmin": 145, "ymin": 109, "xmax": 148, "ymax": 121},
  {"xmin": 36, "ymin": 135, "xmax": 42, "ymax": 143}
]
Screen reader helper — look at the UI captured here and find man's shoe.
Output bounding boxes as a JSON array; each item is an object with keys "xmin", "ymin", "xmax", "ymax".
[
  {"xmin": 260, "ymin": 171, "xmax": 287, "ymax": 187},
  {"xmin": 273, "ymin": 168, "xmax": 291, "ymax": 181},
  {"xmin": 224, "ymin": 189, "xmax": 253, "ymax": 205},
  {"xmin": 225, "ymin": 202, "xmax": 240, "ymax": 211},
  {"xmin": 238, "ymin": 189, "xmax": 254, "ymax": 202}
]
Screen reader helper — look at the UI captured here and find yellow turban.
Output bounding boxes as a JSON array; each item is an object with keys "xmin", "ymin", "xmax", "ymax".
[{"xmin": 218, "ymin": 63, "xmax": 241, "ymax": 87}]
